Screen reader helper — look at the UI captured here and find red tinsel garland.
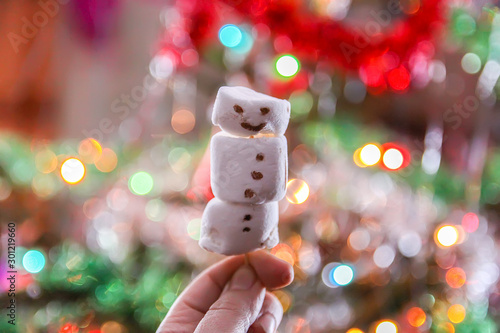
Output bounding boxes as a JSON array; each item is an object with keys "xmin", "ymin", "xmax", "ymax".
[{"xmin": 174, "ymin": 0, "xmax": 447, "ymax": 92}]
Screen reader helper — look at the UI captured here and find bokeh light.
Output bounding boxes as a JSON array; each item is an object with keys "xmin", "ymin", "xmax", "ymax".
[
  {"xmin": 375, "ymin": 320, "xmax": 398, "ymax": 333},
  {"xmin": 400, "ymin": 0, "xmax": 420, "ymax": 14},
  {"xmin": 346, "ymin": 329, "xmax": 364, "ymax": 333},
  {"xmin": 187, "ymin": 218, "xmax": 201, "ymax": 240},
  {"xmin": 448, "ymin": 304, "xmax": 466, "ymax": 324},
  {"xmin": 95, "ymin": 148, "xmax": 118, "ymax": 173},
  {"xmin": 332, "ymin": 264, "xmax": 354, "ymax": 286},
  {"xmin": 461, "ymin": 53, "xmax": 482, "ymax": 74},
  {"xmin": 388, "ymin": 67, "xmax": 410, "ymax": 91},
  {"xmin": 219, "ymin": 24, "xmax": 243, "ymax": 48},
  {"xmin": 271, "ymin": 243, "xmax": 295, "ymax": 265},
  {"xmin": 407, "ymin": 307, "xmax": 426, "ymax": 327},
  {"xmin": 382, "ymin": 148, "xmax": 404, "ymax": 170},
  {"xmin": 373, "ymin": 244, "xmax": 396, "ymax": 268},
  {"xmin": 101, "ymin": 321, "xmax": 126, "ymax": 333},
  {"xmin": 128, "ymin": 171, "xmax": 154, "ymax": 195},
  {"xmin": 23, "ymin": 250, "xmax": 46, "ymax": 273},
  {"xmin": 446, "ymin": 267, "xmax": 466, "ymax": 288},
  {"xmin": 276, "ymin": 55, "xmax": 300, "ymax": 77},
  {"xmin": 273, "ymin": 290, "xmax": 293, "ymax": 313},
  {"xmin": 78, "ymin": 138, "xmax": 102, "ymax": 163},
  {"xmin": 171, "ymin": 109, "xmax": 196, "ymax": 134},
  {"xmin": 462, "ymin": 212, "xmax": 479, "ymax": 233},
  {"xmin": 353, "ymin": 148, "xmax": 367, "ymax": 168},
  {"xmin": 436, "ymin": 225, "xmax": 459, "ymax": 247},
  {"xmin": 286, "ymin": 179, "xmax": 310, "ymax": 204},
  {"xmin": 60, "ymin": 158, "xmax": 86, "ymax": 184},
  {"xmin": 35, "ymin": 149, "xmax": 58, "ymax": 173},
  {"xmin": 359, "ymin": 144, "xmax": 381, "ymax": 166},
  {"xmin": 437, "ymin": 322, "xmax": 455, "ymax": 333}
]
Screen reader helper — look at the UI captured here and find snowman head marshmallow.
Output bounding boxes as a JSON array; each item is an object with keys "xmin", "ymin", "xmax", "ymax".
[{"xmin": 212, "ymin": 86, "xmax": 291, "ymax": 137}]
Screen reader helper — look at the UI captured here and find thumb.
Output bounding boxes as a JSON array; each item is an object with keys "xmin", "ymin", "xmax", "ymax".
[{"xmin": 194, "ymin": 265, "xmax": 266, "ymax": 333}]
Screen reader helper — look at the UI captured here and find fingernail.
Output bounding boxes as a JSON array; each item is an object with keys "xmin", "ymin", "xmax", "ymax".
[
  {"xmin": 257, "ymin": 313, "xmax": 276, "ymax": 333},
  {"xmin": 230, "ymin": 266, "xmax": 256, "ymax": 290}
]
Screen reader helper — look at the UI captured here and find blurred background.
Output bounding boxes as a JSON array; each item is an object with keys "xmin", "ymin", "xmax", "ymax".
[{"xmin": 1, "ymin": 0, "xmax": 500, "ymax": 332}]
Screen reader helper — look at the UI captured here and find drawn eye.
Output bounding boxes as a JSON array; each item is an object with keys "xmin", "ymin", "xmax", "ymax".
[
  {"xmin": 244, "ymin": 215, "xmax": 252, "ymax": 221},
  {"xmin": 260, "ymin": 107, "xmax": 270, "ymax": 115},
  {"xmin": 233, "ymin": 105, "xmax": 244, "ymax": 114}
]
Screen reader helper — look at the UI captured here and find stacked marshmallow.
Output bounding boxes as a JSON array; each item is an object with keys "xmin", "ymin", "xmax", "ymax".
[{"xmin": 199, "ymin": 86, "xmax": 290, "ymax": 255}]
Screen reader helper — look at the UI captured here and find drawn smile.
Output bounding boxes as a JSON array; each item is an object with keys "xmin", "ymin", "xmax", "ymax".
[{"xmin": 241, "ymin": 122, "xmax": 266, "ymax": 132}]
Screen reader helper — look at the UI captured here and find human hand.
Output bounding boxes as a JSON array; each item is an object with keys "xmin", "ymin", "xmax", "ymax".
[{"xmin": 156, "ymin": 250, "xmax": 294, "ymax": 333}]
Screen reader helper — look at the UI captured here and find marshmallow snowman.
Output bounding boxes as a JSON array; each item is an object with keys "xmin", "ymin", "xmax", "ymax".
[{"xmin": 200, "ymin": 86, "xmax": 290, "ymax": 255}]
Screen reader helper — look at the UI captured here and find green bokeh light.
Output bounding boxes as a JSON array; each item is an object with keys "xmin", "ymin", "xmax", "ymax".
[
  {"xmin": 461, "ymin": 53, "xmax": 482, "ymax": 74},
  {"xmin": 276, "ymin": 55, "xmax": 300, "ymax": 78},
  {"xmin": 129, "ymin": 171, "xmax": 154, "ymax": 195}
]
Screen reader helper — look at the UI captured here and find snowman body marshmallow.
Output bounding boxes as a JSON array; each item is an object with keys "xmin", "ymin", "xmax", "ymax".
[{"xmin": 199, "ymin": 86, "xmax": 290, "ymax": 255}]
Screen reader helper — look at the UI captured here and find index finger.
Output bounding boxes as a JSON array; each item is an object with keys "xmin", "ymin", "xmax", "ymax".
[{"xmin": 157, "ymin": 250, "xmax": 293, "ymax": 333}]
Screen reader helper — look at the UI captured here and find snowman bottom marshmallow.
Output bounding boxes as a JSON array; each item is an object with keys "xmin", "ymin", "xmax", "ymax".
[{"xmin": 199, "ymin": 198, "xmax": 279, "ymax": 255}]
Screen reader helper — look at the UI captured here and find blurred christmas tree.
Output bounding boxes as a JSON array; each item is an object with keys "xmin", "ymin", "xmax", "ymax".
[{"xmin": 1, "ymin": 0, "xmax": 500, "ymax": 332}]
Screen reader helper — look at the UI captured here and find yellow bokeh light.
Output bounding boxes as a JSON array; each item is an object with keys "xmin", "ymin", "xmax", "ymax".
[
  {"xmin": 273, "ymin": 290, "xmax": 293, "ymax": 313},
  {"xmin": 346, "ymin": 329, "xmax": 364, "ymax": 333},
  {"xmin": 437, "ymin": 322, "xmax": 455, "ymax": 333},
  {"xmin": 436, "ymin": 225, "xmax": 459, "ymax": 247},
  {"xmin": 271, "ymin": 243, "xmax": 296, "ymax": 265},
  {"xmin": 60, "ymin": 158, "xmax": 86, "ymax": 184},
  {"xmin": 359, "ymin": 144, "xmax": 381, "ymax": 166},
  {"xmin": 375, "ymin": 320, "xmax": 398, "ymax": 333},
  {"xmin": 407, "ymin": 307, "xmax": 426, "ymax": 327},
  {"xmin": 101, "ymin": 321, "xmax": 126, "ymax": 333},
  {"xmin": 286, "ymin": 179, "xmax": 310, "ymax": 204},
  {"xmin": 448, "ymin": 304, "xmax": 466, "ymax": 324},
  {"xmin": 78, "ymin": 138, "xmax": 102, "ymax": 163},
  {"xmin": 353, "ymin": 148, "xmax": 367, "ymax": 168},
  {"xmin": 172, "ymin": 109, "xmax": 196, "ymax": 134},
  {"xmin": 382, "ymin": 148, "xmax": 404, "ymax": 170},
  {"xmin": 35, "ymin": 149, "xmax": 58, "ymax": 173},
  {"xmin": 95, "ymin": 148, "xmax": 118, "ymax": 173}
]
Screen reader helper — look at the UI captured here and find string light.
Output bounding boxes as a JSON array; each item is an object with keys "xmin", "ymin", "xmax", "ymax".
[
  {"xmin": 346, "ymin": 329, "xmax": 364, "ymax": 333},
  {"xmin": 332, "ymin": 264, "xmax": 354, "ymax": 286},
  {"xmin": 436, "ymin": 225, "xmax": 459, "ymax": 247},
  {"xmin": 375, "ymin": 320, "xmax": 398, "ymax": 333},
  {"xmin": 359, "ymin": 144, "xmax": 381, "ymax": 166},
  {"xmin": 129, "ymin": 171, "xmax": 154, "ymax": 195},
  {"xmin": 60, "ymin": 158, "xmax": 86, "ymax": 184},
  {"xmin": 219, "ymin": 24, "xmax": 243, "ymax": 47},
  {"xmin": 23, "ymin": 250, "xmax": 46, "ymax": 274},
  {"xmin": 407, "ymin": 307, "xmax": 426, "ymax": 327},
  {"xmin": 286, "ymin": 179, "xmax": 310, "ymax": 204},
  {"xmin": 171, "ymin": 109, "xmax": 196, "ymax": 134},
  {"xmin": 95, "ymin": 148, "xmax": 118, "ymax": 173},
  {"xmin": 276, "ymin": 55, "xmax": 300, "ymax": 77},
  {"xmin": 448, "ymin": 304, "xmax": 466, "ymax": 324},
  {"xmin": 446, "ymin": 267, "xmax": 466, "ymax": 288},
  {"xmin": 271, "ymin": 244, "xmax": 295, "ymax": 265},
  {"xmin": 78, "ymin": 138, "xmax": 102, "ymax": 163},
  {"xmin": 382, "ymin": 148, "xmax": 404, "ymax": 170},
  {"xmin": 462, "ymin": 212, "xmax": 479, "ymax": 233},
  {"xmin": 35, "ymin": 149, "xmax": 58, "ymax": 173}
]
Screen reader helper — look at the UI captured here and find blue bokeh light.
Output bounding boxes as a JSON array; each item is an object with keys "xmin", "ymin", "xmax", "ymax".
[
  {"xmin": 219, "ymin": 24, "xmax": 243, "ymax": 48},
  {"xmin": 22, "ymin": 250, "xmax": 46, "ymax": 274}
]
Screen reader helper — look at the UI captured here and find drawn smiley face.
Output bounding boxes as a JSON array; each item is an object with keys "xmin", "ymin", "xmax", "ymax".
[
  {"xmin": 233, "ymin": 104, "xmax": 269, "ymax": 133},
  {"xmin": 212, "ymin": 86, "xmax": 290, "ymax": 137}
]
